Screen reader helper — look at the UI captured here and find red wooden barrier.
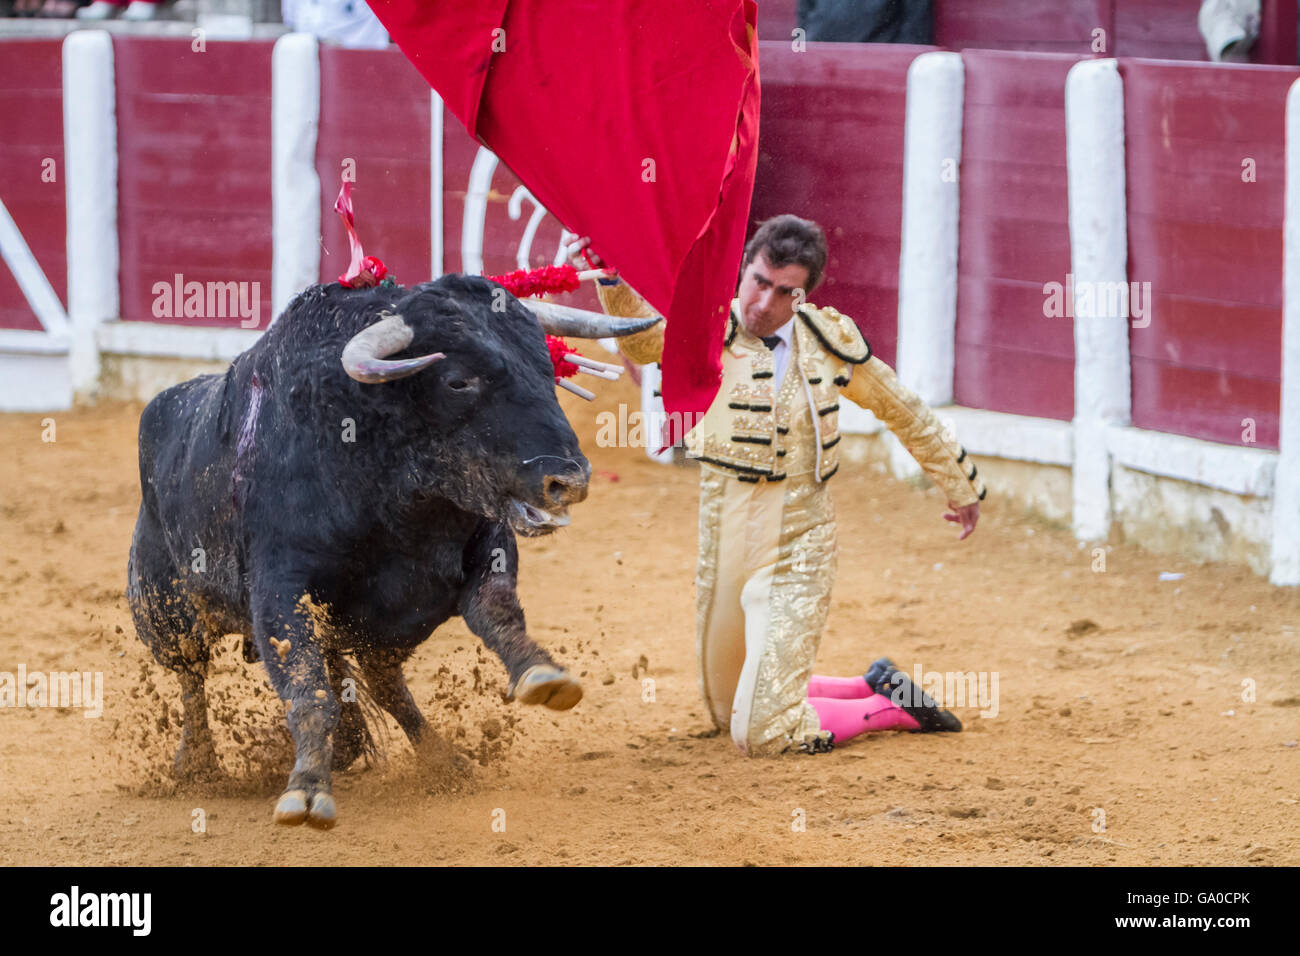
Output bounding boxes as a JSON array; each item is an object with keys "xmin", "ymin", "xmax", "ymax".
[
  {"xmin": 756, "ymin": 0, "xmax": 798, "ymax": 42},
  {"xmin": 1256, "ymin": 0, "xmax": 1299, "ymax": 66},
  {"xmin": 1122, "ymin": 58, "xmax": 1298, "ymax": 450},
  {"xmin": 954, "ymin": 50, "xmax": 1081, "ymax": 421},
  {"xmin": 750, "ymin": 41, "xmax": 932, "ymax": 366},
  {"xmin": 316, "ymin": 48, "xmax": 431, "ymax": 290},
  {"xmin": 115, "ymin": 37, "xmax": 274, "ymax": 329},
  {"xmin": 0, "ymin": 40, "xmax": 65, "ymax": 333},
  {"xmin": 937, "ymin": 0, "xmax": 1109, "ymax": 56},
  {"xmin": 1112, "ymin": 0, "xmax": 1206, "ymax": 61}
]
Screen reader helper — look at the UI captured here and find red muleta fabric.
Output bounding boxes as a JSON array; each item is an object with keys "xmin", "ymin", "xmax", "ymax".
[{"xmin": 366, "ymin": 0, "xmax": 761, "ymax": 425}]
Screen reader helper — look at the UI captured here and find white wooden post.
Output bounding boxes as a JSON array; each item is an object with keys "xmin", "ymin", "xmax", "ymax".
[
  {"xmin": 431, "ymin": 90, "xmax": 445, "ymax": 279},
  {"xmin": 891, "ymin": 50, "xmax": 965, "ymax": 480},
  {"xmin": 64, "ymin": 30, "xmax": 119, "ymax": 399},
  {"xmin": 896, "ymin": 51, "xmax": 964, "ymax": 406},
  {"xmin": 271, "ymin": 33, "xmax": 321, "ymax": 322},
  {"xmin": 1271, "ymin": 78, "xmax": 1300, "ymax": 585},
  {"xmin": 1065, "ymin": 58, "xmax": 1130, "ymax": 542}
]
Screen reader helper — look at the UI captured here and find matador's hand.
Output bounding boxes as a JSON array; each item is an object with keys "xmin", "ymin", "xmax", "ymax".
[
  {"xmin": 565, "ymin": 235, "xmax": 610, "ymax": 272},
  {"xmin": 944, "ymin": 501, "xmax": 979, "ymax": 540}
]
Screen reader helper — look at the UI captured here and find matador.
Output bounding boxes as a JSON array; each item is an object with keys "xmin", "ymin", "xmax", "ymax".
[{"xmin": 575, "ymin": 215, "xmax": 986, "ymax": 756}]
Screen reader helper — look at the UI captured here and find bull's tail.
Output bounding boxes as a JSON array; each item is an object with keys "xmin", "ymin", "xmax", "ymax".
[{"xmin": 324, "ymin": 650, "xmax": 387, "ymax": 767}]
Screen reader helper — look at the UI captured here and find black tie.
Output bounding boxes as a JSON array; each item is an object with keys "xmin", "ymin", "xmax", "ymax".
[{"xmin": 761, "ymin": 335, "xmax": 781, "ymax": 351}]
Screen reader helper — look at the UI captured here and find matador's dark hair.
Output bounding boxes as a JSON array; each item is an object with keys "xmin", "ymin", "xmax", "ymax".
[{"xmin": 740, "ymin": 214, "xmax": 828, "ymax": 292}]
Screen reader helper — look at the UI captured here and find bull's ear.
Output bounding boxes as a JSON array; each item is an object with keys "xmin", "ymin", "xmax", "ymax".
[
  {"xmin": 520, "ymin": 299, "xmax": 661, "ymax": 339},
  {"xmin": 342, "ymin": 312, "xmax": 446, "ymax": 384}
]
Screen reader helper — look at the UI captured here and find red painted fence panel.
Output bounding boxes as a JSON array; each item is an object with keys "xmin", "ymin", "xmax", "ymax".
[
  {"xmin": 954, "ymin": 50, "xmax": 1081, "ymax": 421},
  {"xmin": 1122, "ymin": 58, "xmax": 1298, "ymax": 450},
  {"xmin": 750, "ymin": 41, "xmax": 932, "ymax": 366},
  {"xmin": 0, "ymin": 39, "xmax": 65, "ymax": 333},
  {"xmin": 316, "ymin": 48, "xmax": 431, "ymax": 290},
  {"xmin": 937, "ymin": 0, "xmax": 1109, "ymax": 56},
  {"xmin": 115, "ymin": 37, "xmax": 274, "ymax": 329},
  {"xmin": 1112, "ymin": 0, "xmax": 1208, "ymax": 61},
  {"xmin": 756, "ymin": 0, "xmax": 797, "ymax": 42}
]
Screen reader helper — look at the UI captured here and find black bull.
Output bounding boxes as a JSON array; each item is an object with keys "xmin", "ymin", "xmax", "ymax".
[{"xmin": 127, "ymin": 275, "xmax": 655, "ymax": 828}]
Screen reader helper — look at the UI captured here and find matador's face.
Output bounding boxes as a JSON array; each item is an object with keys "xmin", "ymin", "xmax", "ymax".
[{"xmin": 737, "ymin": 251, "xmax": 811, "ymax": 339}]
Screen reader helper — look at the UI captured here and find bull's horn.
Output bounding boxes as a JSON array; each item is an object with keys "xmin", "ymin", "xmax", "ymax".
[
  {"xmin": 521, "ymin": 299, "xmax": 662, "ymax": 339},
  {"xmin": 341, "ymin": 314, "xmax": 445, "ymax": 384}
]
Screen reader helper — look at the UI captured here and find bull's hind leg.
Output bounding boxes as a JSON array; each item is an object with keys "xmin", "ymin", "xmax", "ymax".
[
  {"xmin": 128, "ymin": 524, "xmax": 222, "ymax": 782},
  {"xmin": 459, "ymin": 524, "xmax": 583, "ymax": 711},
  {"xmin": 354, "ymin": 648, "xmax": 467, "ymax": 777},
  {"xmin": 250, "ymin": 585, "xmax": 340, "ymax": 829},
  {"xmin": 174, "ymin": 664, "xmax": 221, "ymax": 781},
  {"xmin": 354, "ymin": 647, "xmax": 427, "ymax": 742}
]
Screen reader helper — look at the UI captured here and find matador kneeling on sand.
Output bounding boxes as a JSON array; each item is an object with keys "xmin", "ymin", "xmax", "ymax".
[{"xmin": 574, "ymin": 215, "xmax": 988, "ymax": 756}]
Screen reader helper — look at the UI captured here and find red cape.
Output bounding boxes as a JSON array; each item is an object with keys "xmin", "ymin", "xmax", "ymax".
[{"xmin": 368, "ymin": 0, "xmax": 761, "ymax": 422}]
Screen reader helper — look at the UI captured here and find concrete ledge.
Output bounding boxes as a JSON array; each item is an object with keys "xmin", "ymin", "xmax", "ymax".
[
  {"xmin": 1106, "ymin": 424, "xmax": 1277, "ymax": 498},
  {"xmin": 96, "ymin": 320, "xmax": 261, "ymax": 361},
  {"xmin": 98, "ymin": 354, "xmax": 231, "ymax": 403},
  {"xmin": 0, "ymin": 348, "xmax": 72, "ymax": 411},
  {"xmin": 940, "ymin": 405, "xmax": 1074, "ymax": 466},
  {"xmin": 1112, "ymin": 464, "xmax": 1272, "ymax": 576},
  {"xmin": 840, "ymin": 402, "xmax": 1075, "ymax": 466},
  {"xmin": 0, "ymin": 328, "xmax": 70, "ymax": 356}
]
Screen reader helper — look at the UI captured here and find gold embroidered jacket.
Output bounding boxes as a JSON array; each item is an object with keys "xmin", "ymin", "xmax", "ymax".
[{"xmin": 595, "ymin": 280, "xmax": 987, "ymax": 508}]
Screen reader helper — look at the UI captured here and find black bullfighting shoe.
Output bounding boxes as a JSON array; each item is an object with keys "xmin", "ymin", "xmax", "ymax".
[
  {"xmin": 796, "ymin": 730, "xmax": 835, "ymax": 755},
  {"xmin": 865, "ymin": 658, "xmax": 962, "ymax": 733},
  {"xmin": 864, "ymin": 656, "xmax": 897, "ymax": 689}
]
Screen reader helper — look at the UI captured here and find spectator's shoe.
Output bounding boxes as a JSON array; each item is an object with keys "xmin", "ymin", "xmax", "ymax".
[
  {"xmin": 76, "ymin": 1, "xmax": 121, "ymax": 18},
  {"xmin": 122, "ymin": 0, "xmax": 158, "ymax": 20},
  {"xmin": 867, "ymin": 660, "xmax": 962, "ymax": 733},
  {"xmin": 37, "ymin": 0, "xmax": 85, "ymax": 17}
]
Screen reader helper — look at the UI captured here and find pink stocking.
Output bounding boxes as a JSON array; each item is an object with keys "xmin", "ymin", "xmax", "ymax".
[
  {"xmin": 807, "ymin": 674, "xmax": 873, "ymax": 699},
  {"xmin": 808, "ymin": 693, "xmax": 921, "ymax": 742}
]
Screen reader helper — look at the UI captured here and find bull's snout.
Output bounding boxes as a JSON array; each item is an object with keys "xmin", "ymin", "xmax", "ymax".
[{"xmin": 542, "ymin": 459, "xmax": 590, "ymax": 508}]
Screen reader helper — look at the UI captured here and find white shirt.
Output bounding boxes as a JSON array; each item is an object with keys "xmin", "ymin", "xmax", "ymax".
[{"xmin": 765, "ymin": 317, "xmax": 796, "ymax": 386}]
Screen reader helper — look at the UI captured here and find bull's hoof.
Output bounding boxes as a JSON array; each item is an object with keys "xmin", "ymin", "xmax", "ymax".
[
  {"xmin": 273, "ymin": 789, "xmax": 309, "ymax": 826},
  {"xmin": 510, "ymin": 665, "xmax": 583, "ymax": 711},
  {"xmin": 305, "ymin": 792, "xmax": 337, "ymax": 830}
]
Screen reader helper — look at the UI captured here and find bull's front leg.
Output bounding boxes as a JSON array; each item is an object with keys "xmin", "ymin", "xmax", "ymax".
[
  {"xmin": 249, "ymin": 578, "xmax": 340, "ymax": 829},
  {"xmin": 459, "ymin": 523, "xmax": 582, "ymax": 711}
]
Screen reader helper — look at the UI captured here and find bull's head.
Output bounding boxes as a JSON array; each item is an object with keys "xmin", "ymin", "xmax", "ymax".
[{"xmin": 338, "ymin": 275, "xmax": 656, "ymax": 536}]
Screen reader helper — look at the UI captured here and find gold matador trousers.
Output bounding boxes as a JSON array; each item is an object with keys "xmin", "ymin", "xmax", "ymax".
[{"xmin": 695, "ymin": 464, "xmax": 837, "ymax": 756}]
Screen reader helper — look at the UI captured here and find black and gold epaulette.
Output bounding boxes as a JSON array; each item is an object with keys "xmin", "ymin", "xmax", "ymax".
[{"xmin": 797, "ymin": 304, "xmax": 871, "ymax": 364}]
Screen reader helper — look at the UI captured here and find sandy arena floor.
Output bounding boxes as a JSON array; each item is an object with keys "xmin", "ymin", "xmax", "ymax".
[{"xmin": 0, "ymin": 377, "xmax": 1297, "ymax": 866}]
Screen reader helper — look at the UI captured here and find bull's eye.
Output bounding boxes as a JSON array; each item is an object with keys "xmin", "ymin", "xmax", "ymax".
[{"xmin": 448, "ymin": 379, "xmax": 471, "ymax": 391}]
